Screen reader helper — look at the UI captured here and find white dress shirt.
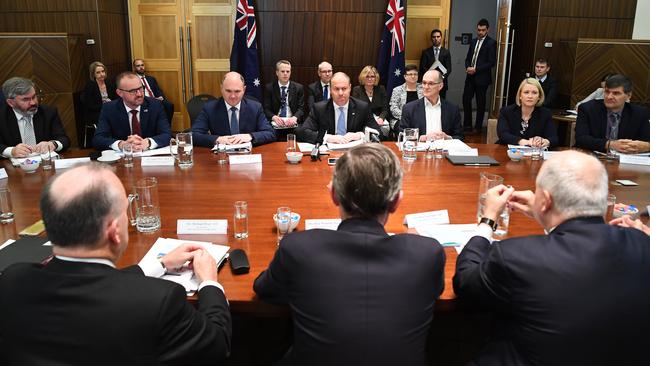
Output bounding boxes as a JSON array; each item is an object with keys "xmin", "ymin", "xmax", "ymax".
[
  {"xmin": 2, "ymin": 109, "xmax": 63, "ymax": 158},
  {"xmin": 424, "ymin": 97, "xmax": 442, "ymax": 134}
]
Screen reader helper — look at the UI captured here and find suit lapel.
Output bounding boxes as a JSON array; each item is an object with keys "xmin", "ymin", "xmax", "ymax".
[
  {"xmin": 325, "ymin": 100, "xmax": 336, "ymax": 134},
  {"xmin": 347, "ymin": 98, "xmax": 358, "ymax": 132},
  {"xmin": 119, "ymin": 99, "xmax": 132, "ymax": 133},
  {"xmin": 32, "ymin": 108, "xmax": 45, "ymax": 142},
  {"xmin": 5, "ymin": 108, "xmax": 23, "ymax": 145},
  {"xmin": 139, "ymin": 99, "xmax": 149, "ymax": 135},
  {"xmin": 417, "ymin": 99, "xmax": 427, "ymax": 134}
]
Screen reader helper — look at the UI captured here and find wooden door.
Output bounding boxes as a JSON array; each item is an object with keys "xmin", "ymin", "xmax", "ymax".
[
  {"xmin": 490, "ymin": 0, "xmax": 513, "ymax": 117},
  {"xmin": 405, "ymin": 0, "xmax": 451, "ymax": 69}
]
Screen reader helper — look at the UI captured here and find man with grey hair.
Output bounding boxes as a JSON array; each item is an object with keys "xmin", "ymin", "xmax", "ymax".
[
  {"xmin": 0, "ymin": 77, "xmax": 70, "ymax": 157},
  {"xmin": 307, "ymin": 61, "xmax": 333, "ymax": 111},
  {"xmin": 254, "ymin": 144, "xmax": 445, "ymax": 365},
  {"xmin": 0, "ymin": 163, "xmax": 231, "ymax": 364},
  {"xmin": 454, "ymin": 150, "xmax": 650, "ymax": 366}
]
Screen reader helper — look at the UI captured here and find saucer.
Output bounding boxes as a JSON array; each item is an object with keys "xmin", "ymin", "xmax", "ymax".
[{"xmin": 97, "ymin": 155, "xmax": 121, "ymax": 163}]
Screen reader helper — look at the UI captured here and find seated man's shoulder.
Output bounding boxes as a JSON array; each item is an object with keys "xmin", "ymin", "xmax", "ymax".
[
  {"xmin": 392, "ymin": 232, "xmax": 444, "ymax": 252},
  {"xmin": 350, "ymin": 96, "xmax": 370, "ymax": 108},
  {"xmin": 441, "ymin": 98, "xmax": 460, "ymax": 111},
  {"xmin": 242, "ymin": 97, "xmax": 263, "ymax": 111}
]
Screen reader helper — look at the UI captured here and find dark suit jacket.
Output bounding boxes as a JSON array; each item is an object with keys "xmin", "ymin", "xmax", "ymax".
[
  {"xmin": 352, "ymin": 85, "xmax": 389, "ymax": 120},
  {"xmin": 538, "ymin": 75, "xmax": 557, "ymax": 108},
  {"xmin": 254, "ymin": 218, "xmax": 445, "ymax": 366},
  {"xmin": 80, "ymin": 79, "xmax": 117, "ymax": 125},
  {"xmin": 263, "ymin": 81, "xmax": 306, "ymax": 122},
  {"xmin": 307, "ymin": 81, "xmax": 327, "ymax": 112},
  {"xmin": 92, "ymin": 97, "xmax": 172, "ymax": 150},
  {"xmin": 575, "ymin": 99, "xmax": 650, "ymax": 152},
  {"xmin": 295, "ymin": 97, "xmax": 381, "ymax": 144},
  {"xmin": 0, "ymin": 257, "xmax": 231, "ymax": 365},
  {"xmin": 453, "ymin": 217, "xmax": 650, "ymax": 366},
  {"xmin": 142, "ymin": 75, "xmax": 165, "ymax": 99},
  {"xmin": 464, "ymin": 36, "xmax": 497, "ymax": 86},
  {"xmin": 496, "ymin": 104, "xmax": 558, "ymax": 147},
  {"xmin": 398, "ymin": 97, "xmax": 464, "ymax": 140},
  {"xmin": 419, "ymin": 46, "xmax": 452, "ymax": 79},
  {"xmin": 0, "ymin": 103, "xmax": 71, "ymax": 153},
  {"xmin": 191, "ymin": 97, "xmax": 275, "ymax": 147}
]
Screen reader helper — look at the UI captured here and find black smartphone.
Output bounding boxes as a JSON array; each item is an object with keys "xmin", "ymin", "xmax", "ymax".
[{"xmin": 327, "ymin": 157, "xmax": 338, "ymax": 166}]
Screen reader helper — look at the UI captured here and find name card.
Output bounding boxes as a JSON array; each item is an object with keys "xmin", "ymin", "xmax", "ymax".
[
  {"xmin": 141, "ymin": 156, "xmax": 175, "ymax": 166},
  {"xmin": 54, "ymin": 157, "xmax": 91, "ymax": 169},
  {"xmin": 229, "ymin": 154, "xmax": 262, "ymax": 165},
  {"xmin": 619, "ymin": 154, "xmax": 650, "ymax": 166},
  {"xmin": 404, "ymin": 209, "xmax": 450, "ymax": 228},
  {"xmin": 0, "ymin": 168, "xmax": 7, "ymax": 180},
  {"xmin": 304, "ymin": 219, "xmax": 341, "ymax": 231},
  {"xmin": 177, "ymin": 219, "xmax": 228, "ymax": 235}
]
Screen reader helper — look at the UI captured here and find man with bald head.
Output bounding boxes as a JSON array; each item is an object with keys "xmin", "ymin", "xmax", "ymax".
[
  {"xmin": 307, "ymin": 61, "xmax": 333, "ymax": 112},
  {"xmin": 296, "ymin": 72, "xmax": 380, "ymax": 144},
  {"xmin": 192, "ymin": 71, "xmax": 275, "ymax": 147},
  {"xmin": 454, "ymin": 150, "xmax": 650, "ymax": 366},
  {"xmin": 0, "ymin": 164, "xmax": 231, "ymax": 364}
]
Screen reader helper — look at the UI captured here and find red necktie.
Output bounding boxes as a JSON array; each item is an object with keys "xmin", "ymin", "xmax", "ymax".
[
  {"xmin": 141, "ymin": 77, "xmax": 155, "ymax": 98},
  {"xmin": 130, "ymin": 110, "xmax": 141, "ymax": 136}
]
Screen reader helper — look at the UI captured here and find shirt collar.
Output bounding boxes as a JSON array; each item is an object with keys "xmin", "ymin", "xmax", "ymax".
[
  {"xmin": 537, "ymin": 75, "xmax": 547, "ymax": 83},
  {"xmin": 55, "ymin": 255, "xmax": 115, "ymax": 268},
  {"xmin": 424, "ymin": 96, "xmax": 441, "ymax": 108},
  {"xmin": 225, "ymin": 99, "xmax": 242, "ymax": 111},
  {"xmin": 123, "ymin": 102, "xmax": 141, "ymax": 113},
  {"xmin": 321, "ymin": 81, "xmax": 329, "ymax": 88},
  {"xmin": 12, "ymin": 108, "xmax": 36, "ymax": 121},
  {"xmin": 278, "ymin": 81, "xmax": 290, "ymax": 89},
  {"xmin": 333, "ymin": 100, "xmax": 349, "ymax": 110}
]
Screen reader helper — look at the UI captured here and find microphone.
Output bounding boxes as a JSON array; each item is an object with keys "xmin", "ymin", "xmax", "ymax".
[
  {"xmin": 364, "ymin": 126, "xmax": 381, "ymax": 143},
  {"xmin": 311, "ymin": 129, "xmax": 327, "ymax": 161}
]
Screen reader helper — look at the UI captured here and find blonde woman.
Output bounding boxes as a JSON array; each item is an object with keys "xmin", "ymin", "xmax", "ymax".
[
  {"xmin": 80, "ymin": 61, "xmax": 117, "ymax": 127},
  {"xmin": 352, "ymin": 66, "xmax": 388, "ymax": 128}
]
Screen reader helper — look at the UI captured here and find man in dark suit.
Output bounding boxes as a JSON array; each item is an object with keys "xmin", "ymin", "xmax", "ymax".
[
  {"xmin": 534, "ymin": 58, "xmax": 557, "ymax": 108},
  {"xmin": 0, "ymin": 77, "xmax": 70, "ymax": 158},
  {"xmin": 306, "ymin": 61, "xmax": 333, "ymax": 112},
  {"xmin": 133, "ymin": 58, "xmax": 175, "ymax": 124},
  {"xmin": 454, "ymin": 150, "xmax": 650, "ymax": 366},
  {"xmin": 419, "ymin": 28, "xmax": 452, "ymax": 98},
  {"xmin": 254, "ymin": 143, "xmax": 445, "ymax": 365},
  {"xmin": 0, "ymin": 163, "xmax": 231, "ymax": 365},
  {"xmin": 575, "ymin": 74, "xmax": 650, "ymax": 153},
  {"xmin": 191, "ymin": 71, "xmax": 275, "ymax": 147},
  {"xmin": 399, "ymin": 69, "xmax": 463, "ymax": 141},
  {"xmin": 462, "ymin": 18, "xmax": 497, "ymax": 132},
  {"xmin": 263, "ymin": 59, "xmax": 305, "ymax": 130},
  {"xmin": 296, "ymin": 72, "xmax": 380, "ymax": 144},
  {"xmin": 93, "ymin": 72, "xmax": 172, "ymax": 151}
]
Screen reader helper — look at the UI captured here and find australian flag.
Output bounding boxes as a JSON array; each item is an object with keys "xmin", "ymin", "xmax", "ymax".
[
  {"xmin": 376, "ymin": 0, "xmax": 406, "ymax": 97},
  {"xmin": 230, "ymin": 0, "xmax": 262, "ymax": 101}
]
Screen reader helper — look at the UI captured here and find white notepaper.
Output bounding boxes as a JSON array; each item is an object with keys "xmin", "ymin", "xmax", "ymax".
[
  {"xmin": 304, "ymin": 219, "xmax": 342, "ymax": 231},
  {"xmin": 404, "ymin": 209, "xmax": 450, "ymax": 228},
  {"xmin": 211, "ymin": 142, "xmax": 253, "ymax": 152},
  {"xmin": 229, "ymin": 154, "xmax": 262, "ymax": 165},
  {"xmin": 619, "ymin": 154, "xmax": 650, "ymax": 166},
  {"xmin": 141, "ymin": 156, "xmax": 175, "ymax": 166},
  {"xmin": 141, "ymin": 146, "xmax": 174, "ymax": 156},
  {"xmin": 0, "ymin": 168, "xmax": 7, "ymax": 180},
  {"xmin": 54, "ymin": 157, "xmax": 91, "ymax": 169},
  {"xmin": 415, "ymin": 224, "xmax": 480, "ymax": 253},
  {"xmin": 448, "ymin": 148, "xmax": 478, "ymax": 156},
  {"xmin": 326, "ymin": 139, "xmax": 364, "ymax": 150},
  {"xmin": 177, "ymin": 219, "xmax": 228, "ymax": 235}
]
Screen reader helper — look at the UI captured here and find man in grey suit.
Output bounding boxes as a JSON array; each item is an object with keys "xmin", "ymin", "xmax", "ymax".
[
  {"xmin": 419, "ymin": 28, "xmax": 452, "ymax": 98},
  {"xmin": 454, "ymin": 150, "xmax": 650, "ymax": 366},
  {"xmin": 254, "ymin": 143, "xmax": 445, "ymax": 365}
]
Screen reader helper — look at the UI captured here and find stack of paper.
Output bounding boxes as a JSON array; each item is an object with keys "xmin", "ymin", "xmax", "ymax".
[{"xmin": 326, "ymin": 139, "xmax": 365, "ymax": 150}]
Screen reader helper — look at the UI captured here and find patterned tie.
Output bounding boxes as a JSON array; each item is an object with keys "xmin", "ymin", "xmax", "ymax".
[
  {"xmin": 323, "ymin": 84, "xmax": 329, "ymax": 100},
  {"xmin": 141, "ymin": 77, "xmax": 155, "ymax": 98},
  {"xmin": 434, "ymin": 47, "xmax": 439, "ymax": 61},
  {"xmin": 336, "ymin": 107, "xmax": 346, "ymax": 135},
  {"xmin": 280, "ymin": 86, "xmax": 287, "ymax": 117},
  {"xmin": 130, "ymin": 110, "xmax": 141, "ymax": 136},
  {"xmin": 230, "ymin": 107, "xmax": 239, "ymax": 134},
  {"xmin": 22, "ymin": 116, "xmax": 37, "ymax": 145},
  {"xmin": 471, "ymin": 39, "xmax": 482, "ymax": 67},
  {"xmin": 608, "ymin": 112, "xmax": 620, "ymax": 140}
]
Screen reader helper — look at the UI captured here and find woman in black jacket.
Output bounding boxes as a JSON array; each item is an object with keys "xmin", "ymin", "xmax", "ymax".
[{"xmin": 80, "ymin": 61, "xmax": 117, "ymax": 127}]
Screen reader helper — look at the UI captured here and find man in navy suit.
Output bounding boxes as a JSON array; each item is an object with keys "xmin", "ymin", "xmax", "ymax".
[
  {"xmin": 575, "ymin": 74, "xmax": 650, "ymax": 153},
  {"xmin": 462, "ymin": 18, "xmax": 496, "ymax": 133},
  {"xmin": 296, "ymin": 72, "xmax": 380, "ymax": 144},
  {"xmin": 419, "ymin": 29, "xmax": 452, "ymax": 98},
  {"xmin": 133, "ymin": 58, "xmax": 175, "ymax": 124},
  {"xmin": 0, "ymin": 77, "xmax": 70, "ymax": 158},
  {"xmin": 191, "ymin": 72, "xmax": 275, "ymax": 147},
  {"xmin": 93, "ymin": 72, "xmax": 171, "ymax": 151},
  {"xmin": 306, "ymin": 61, "xmax": 333, "ymax": 112},
  {"xmin": 454, "ymin": 150, "xmax": 650, "ymax": 366},
  {"xmin": 254, "ymin": 143, "xmax": 445, "ymax": 365},
  {"xmin": 0, "ymin": 163, "xmax": 231, "ymax": 364},
  {"xmin": 398, "ymin": 69, "xmax": 463, "ymax": 141},
  {"xmin": 263, "ymin": 59, "xmax": 305, "ymax": 128}
]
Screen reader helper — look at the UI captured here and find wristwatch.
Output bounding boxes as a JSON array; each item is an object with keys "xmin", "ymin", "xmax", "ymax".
[{"xmin": 478, "ymin": 217, "xmax": 498, "ymax": 231}]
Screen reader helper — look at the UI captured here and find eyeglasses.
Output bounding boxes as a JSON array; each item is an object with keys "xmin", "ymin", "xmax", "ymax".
[
  {"xmin": 120, "ymin": 86, "xmax": 145, "ymax": 95},
  {"xmin": 320, "ymin": 70, "xmax": 333, "ymax": 74},
  {"xmin": 366, "ymin": 75, "xmax": 376, "ymax": 79},
  {"xmin": 405, "ymin": 73, "xmax": 418, "ymax": 77},
  {"xmin": 421, "ymin": 81, "xmax": 442, "ymax": 87}
]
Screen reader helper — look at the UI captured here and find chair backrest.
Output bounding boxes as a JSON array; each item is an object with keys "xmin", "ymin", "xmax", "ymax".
[
  {"xmin": 186, "ymin": 94, "xmax": 217, "ymax": 125},
  {"xmin": 486, "ymin": 118, "xmax": 498, "ymax": 144}
]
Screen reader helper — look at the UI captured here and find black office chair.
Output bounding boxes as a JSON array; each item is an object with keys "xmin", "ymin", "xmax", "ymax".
[{"xmin": 186, "ymin": 94, "xmax": 217, "ymax": 126}]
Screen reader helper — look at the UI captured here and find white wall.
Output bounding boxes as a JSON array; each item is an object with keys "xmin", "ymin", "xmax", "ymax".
[{"xmin": 633, "ymin": 0, "xmax": 650, "ymax": 39}]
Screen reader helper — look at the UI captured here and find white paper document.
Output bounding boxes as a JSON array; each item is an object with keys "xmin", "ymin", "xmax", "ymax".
[
  {"xmin": 139, "ymin": 238, "xmax": 229, "ymax": 292},
  {"xmin": 304, "ymin": 219, "xmax": 342, "ymax": 231},
  {"xmin": 326, "ymin": 139, "xmax": 364, "ymax": 150},
  {"xmin": 177, "ymin": 219, "xmax": 228, "ymax": 235},
  {"xmin": 229, "ymin": 154, "xmax": 262, "ymax": 165},
  {"xmin": 429, "ymin": 60, "xmax": 448, "ymax": 75},
  {"xmin": 141, "ymin": 146, "xmax": 173, "ymax": 156},
  {"xmin": 448, "ymin": 148, "xmax": 478, "ymax": 157},
  {"xmin": 619, "ymin": 154, "xmax": 650, "ymax": 166},
  {"xmin": 141, "ymin": 156, "xmax": 175, "ymax": 166},
  {"xmin": 415, "ymin": 224, "xmax": 479, "ymax": 253},
  {"xmin": 211, "ymin": 142, "xmax": 253, "ymax": 152},
  {"xmin": 54, "ymin": 157, "xmax": 91, "ymax": 169},
  {"xmin": 404, "ymin": 209, "xmax": 450, "ymax": 228}
]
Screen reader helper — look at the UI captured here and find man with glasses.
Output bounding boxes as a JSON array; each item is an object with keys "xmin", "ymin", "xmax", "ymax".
[
  {"xmin": 0, "ymin": 77, "xmax": 70, "ymax": 158},
  {"xmin": 419, "ymin": 29, "xmax": 452, "ymax": 98},
  {"xmin": 398, "ymin": 69, "xmax": 463, "ymax": 141},
  {"xmin": 93, "ymin": 71, "xmax": 171, "ymax": 151},
  {"xmin": 307, "ymin": 61, "xmax": 333, "ymax": 112}
]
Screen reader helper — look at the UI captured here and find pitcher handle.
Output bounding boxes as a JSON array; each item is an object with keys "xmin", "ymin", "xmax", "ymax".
[
  {"xmin": 169, "ymin": 138, "xmax": 179, "ymax": 161},
  {"xmin": 397, "ymin": 132, "xmax": 404, "ymax": 151},
  {"xmin": 127, "ymin": 193, "xmax": 138, "ymax": 226}
]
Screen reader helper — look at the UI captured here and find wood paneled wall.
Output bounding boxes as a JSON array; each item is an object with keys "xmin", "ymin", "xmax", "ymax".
[
  {"xmin": 508, "ymin": 0, "xmax": 637, "ymax": 107},
  {"xmin": 256, "ymin": 0, "xmax": 387, "ymax": 90}
]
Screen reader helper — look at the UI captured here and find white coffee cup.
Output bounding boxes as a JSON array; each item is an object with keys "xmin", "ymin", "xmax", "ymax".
[{"xmin": 101, "ymin": 150, "xmax": 117, "ymax": 158}]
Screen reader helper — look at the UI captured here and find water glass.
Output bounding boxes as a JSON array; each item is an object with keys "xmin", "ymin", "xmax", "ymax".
[
  {"xmin": 170, "ymin": 132, "xmax": 194, "ymax": 169},
  {"xmin": 425, "ymin": 140, "xmax": 434, "ymax": 159},
  {"xmin": 530, "ymin": 146, "xmax": 542, "ymax": 161},
  {"xmin": 434, "ymin": 137, "xmax": 444, "ymax": 159},
  {"xmin": 476, "ymin": 173, "xmax": 509, "ymax": 238},
  {"xmin": 123, "ymin": 143, "xmax": 134, "ymax": 168},
  {"xmin": 0, "ymin": 188, "xmax": 14, "ymax": 224},
  {"xmin": 216, "ymin": 144, "xmax": 228, "ymax": 165},
  {"xmin": 276, "ymin": 206, "xmax": 291, "ymax": 245},
  {"xmin": 606, "ymin": 194, "xmax": 616, "ymax": 222},
  {"xmin": 40, "ymin": 147, "xmax": 53, "ymax": 170},
  {"xmin": 127, "ymin": 177, "xmax": 161, "ymax": 233},
  {"xmin": 234, "ymin": 201, "xmax": 249, "ymax": 239},
  {"xmin": 286, "ymin": 134, "xmax": 297, "ymax": 153}
]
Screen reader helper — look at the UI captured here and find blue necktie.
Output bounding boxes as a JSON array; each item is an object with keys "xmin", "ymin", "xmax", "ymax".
[
  {"xmin": 323, "ymin": 84, "xmax": 329, "ymax": 100},
  {"xmin": 337, "ymin": 107, "xmax": 346, "ymax": 135},
  {"xmin": 230, "ymin": 107, "xmax": 239, "ymax": 134},
  {"xmin": 280, "ymin": 86, "xmax": 287, "ymax": 117}
]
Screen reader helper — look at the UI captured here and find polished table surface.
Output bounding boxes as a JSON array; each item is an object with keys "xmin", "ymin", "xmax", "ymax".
[{"xmin": 2, "ymin": 143, "xmax": 648, "ymax": 313}]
